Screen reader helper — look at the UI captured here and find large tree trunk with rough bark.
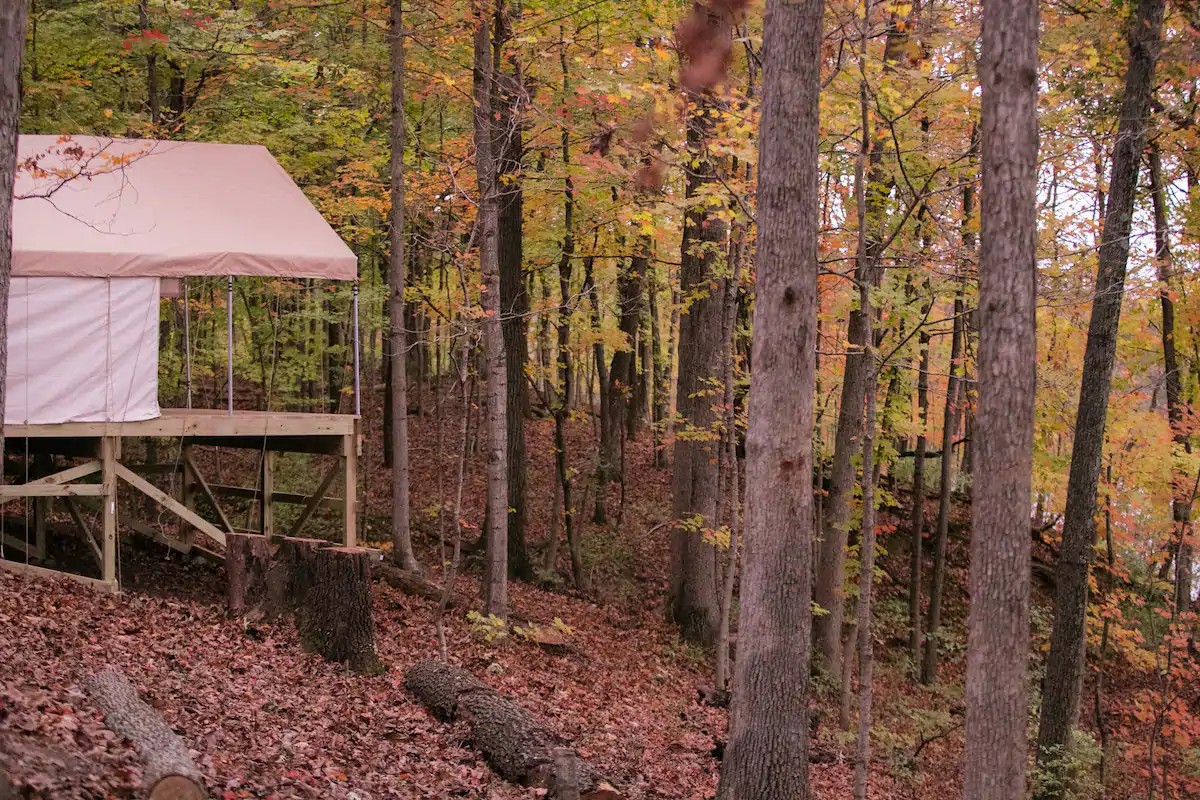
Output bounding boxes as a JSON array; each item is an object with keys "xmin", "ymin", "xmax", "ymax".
[
  {"xmin": 962, "ymin": 1, "xmax": 1038, "ymax": 797},
  {"xmin": 714, "ymin": 0, "xmax": 822, "ymax": 795},
  {"xmin": 404, "ymin": 661, "xmax": 621, "ymax": 798},
  {"xmin": 1035, "ymin": 0, "xmax": 1164, "ymax": 791},
  {"xmin": 495, "ymin": 0, "xmax": 532, "ymax": 582},
  {"xmin": 474, "ymin": 2, "xmax": 509, "ymax": 618},
  {"xmin": 226, "ymin": 532, "xmax": 273, "ymax": 616},
  {"xmin": 84, "ymin": 669, "xmax": 206, "ymax": 800},
  {"xmin": 668, "ymin": 3, "xmax": 732, "ymax": 646},
  {"xmin": 388, "ymin": 0, "xmax": 419, "ymax": 573},
  {"xmin": 295, "ymin": 546, "xmax": 381, "ymax": 674},
  {"xmin": 0, "ymin": 2, "xmax": 27, "ymax": 467}
]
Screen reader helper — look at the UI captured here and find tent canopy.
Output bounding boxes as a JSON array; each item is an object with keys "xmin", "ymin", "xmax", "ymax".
[{"xmin": 13, "ymin": 135, "xmax": 357, "ymax": 280}]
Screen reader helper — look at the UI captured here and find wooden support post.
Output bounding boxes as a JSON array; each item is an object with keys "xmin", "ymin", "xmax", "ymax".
[
  {"xmin": 114, "ymin": 463, "xmax": 227, "ymax": 548},
  {"xmin": 179, "ymin": 445, "xmax": 195, "ymax": 549},
  {"xmin": 260, "ymin": 451, "xmax": 275, "ymax": 538},
  {"xmin": 66, "ymin": 496, "xmax": 103, "ymax": 569},
  {"xmin": 33, "ymin": 497, "xmax": 48, "ymax": 561},
  {"xmin": 101, "ymin": 437, "xmax": 118, "ymax": 586},
  {"xmin": 342, "ymin": 433, "xmax": 357, "ymax": 547}
]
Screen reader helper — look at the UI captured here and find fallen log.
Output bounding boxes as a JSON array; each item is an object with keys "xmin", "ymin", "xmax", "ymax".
[
  {"xmin": 404, "ymin": 660, "xmax": 621, "ymax": 799},
  {"xmin": 374, "ymin": 562, "xmax": 451, "ymax": 604},
  {"xmin": 83, "ymin": 668, "xmax": 206, "ymax": 800},
  {"xmin": 295, "ymin": 546, "xmax": 381, "ymax": 674}
]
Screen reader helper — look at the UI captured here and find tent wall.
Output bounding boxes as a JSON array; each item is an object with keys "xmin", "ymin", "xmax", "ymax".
[{"xmin": 5, "ymin": 278, "xmax": 161, "ymax": 424}]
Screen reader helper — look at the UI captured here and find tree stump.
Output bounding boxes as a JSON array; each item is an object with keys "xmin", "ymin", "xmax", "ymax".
[
  {"xmin": 225, "ymin": 533, "xmax": 273, "ymax": 616},
  {"xmin": 82, "ymin": 668, "xmax": 206, "ymax": 800},
  {"xmin": 265, "ymin": 536, "xmax": 324, "ymax": 621},
  {"xmin": 403, "ymin": 660, "xmax": 621, "ymax": 798},
  {"xmin": 295, "ymin": 546, "xmax": 380, "ymax": 674}
]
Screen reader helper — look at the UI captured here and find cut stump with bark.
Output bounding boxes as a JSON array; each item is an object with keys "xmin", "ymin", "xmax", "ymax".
[
  {"xmin": 295, "ymin": 546, "xmax": 381, "ymax": 674},
  {"xmin": 82, "ymin": 668, "xmax": 206, "ymax": 800},
  {"xmin": 264, "ymin": 536, "xmax": 324, "ymax": 621},
  {"xmin": 404, "ymin": 660, "xmax": 621, "ymax": 798},
  {"xmin": 225, "ymin": 532, "xmax": 273, "ymax": 616}
]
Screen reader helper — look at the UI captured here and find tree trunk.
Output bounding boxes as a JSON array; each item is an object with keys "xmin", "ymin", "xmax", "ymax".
[
  {"xmin": 668, "ymin": 3, "xmax": 732, "ymax": 646},
  {"xmin": 226, "ymin": 532, "xmax": 273, "ymax": 617},
  {"xmin": 1036, "ymin": 0, "xmax": 1164, "ymax": 790},
  {"xmin": 715, "ymin": 0, "xmax": 822, "ymax": 794},
  {"xmin": 909, "ymin": 322, "xmax": 930, "ymax": 669},
  {"xmin": 1149, "ymin": 144, "xmax": 1192, "ymax": 614},
  {"xmin": 853, "ymin": 350, "xmax": 878, "ymax": 800},
  {"xmin": 812, "ymin": 9, "xmax": 911, "ymax": 679},
  {"xmin": 0, "ymin": 1, "xmax": 28, "ymax": 471},
  {"xmin": 295, "ymin": 546, "xmax": 381, "ymax": 674},
  {"xmin": 495, "ymin": 0, "xmax": 532, "ymax": 582},
  {"xmin": 474, "ymin": 3, "xmax": 509, "ymax": 619},
  {"xmin": 650, "ymin": 258, "xmax": 669, "ymax": 469},
  {"xmin": 607, "ymin": 239, "xmax": 648, "ymax": 463},
  {"xmin": 963, "ymin": 1, "xmax": 1039, "ymax": 797},
  {"xmin": 554, "ymin": 31, "xmax": 585, "ymax": 592},
  {"xmin": 83, "ymin": 669, "xmax": 206, "ymax": 800},
  {"xmin": 404, "ymin": 660, "xmax": 620, "ymax": 798},
  {"xmin": 389, "ymin": 0, "xmax": 419, "ymax": 573},
  {"xmin": 921, "ymin": 151, "xmax": 973, "ymax": 684}
]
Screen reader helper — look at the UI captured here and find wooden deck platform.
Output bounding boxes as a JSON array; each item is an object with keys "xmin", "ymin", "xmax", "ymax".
[{"xmin": 0, "ymin": 409, "xmax": 360, "ymax": 592}]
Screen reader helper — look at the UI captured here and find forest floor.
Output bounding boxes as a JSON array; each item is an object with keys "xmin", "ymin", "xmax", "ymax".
[{"xmin": 0, "ymin": 401, "xmax": 972, "ymax": 799}]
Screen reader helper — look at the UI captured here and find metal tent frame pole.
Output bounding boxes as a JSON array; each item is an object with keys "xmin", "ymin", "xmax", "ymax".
[
  {"xmin": 352, "ymin": 281, "xmax": 362, "ymax": 417},
  {"xmin": 183, "ymin": 278, "xmax": 193, "ymax": 409},
  {"xmin": 227, "ymin": 276, "xmax": 234, "ymax": 416}
]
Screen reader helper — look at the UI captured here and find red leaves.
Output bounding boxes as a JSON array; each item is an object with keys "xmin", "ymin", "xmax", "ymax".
[{"xmin": 676, "ymin": 0, "xmax": 751, "ymax": 92}]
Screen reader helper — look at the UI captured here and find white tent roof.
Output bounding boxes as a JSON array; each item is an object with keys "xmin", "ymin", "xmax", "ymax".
[{"xmin": 13, "ymin": 135, "xmax": 357, "ymax": 280}]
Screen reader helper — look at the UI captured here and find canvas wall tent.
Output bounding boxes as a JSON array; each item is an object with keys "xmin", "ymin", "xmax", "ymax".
[
  {"xmin": 8, "ymin": 135, "xmax": 358, "ymax": 425},
  {"xmin": 1, "ymin": 136, "xmax": 363, "ymax": 592}
]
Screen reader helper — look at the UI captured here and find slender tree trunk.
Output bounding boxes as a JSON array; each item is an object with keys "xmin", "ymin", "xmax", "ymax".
[
  {"xmin": 388, "ymin": 0, "xmax": 419, "ymax": 573},
  {"xmin": 495, "ymin": 0, "xmax": 532, "ymax": 582},
  {"xmin": 813, "ymin": 8, "xmax": 910, "ymax": 677},
  {"xmin": 668, "ymin": 2, "xmax": 732, "ymax": 643},
  {"xmin": 1036, "ymin": 0, "xmax": 1164, "ymax": 789},
  {"xmin": 473, "ymin": 1, "xmax": 509, "ymax": 619},
  {"xmin": 921, "ymin": 147, "xmax": 974, "ymax": 684},
  {"xmin": 650, "ymin": 260, "xmax": 669, "ymax": 468},
  {"xmin": 715, "ymin": 0, "xmax": 822, "ymax": 794},
  {"xmin": 909, "ymin": 320, "xmax": 930, "ymax": 669},
  {"xmin": 137, "ymin": 0, "xmax": 161, "ymax": 125},
  {"xmin": 607, "ymin": 238, "xmax": 648, "ymax": 463},
  {"xmin": 1149, "ymin": 145, "xmax": 1191, "ymax": 613},
  {"xmin": 963, "ymin": 1, "xmax": 1038, "ymax": 796},
  {"xmin": 555, "ymin": 31, "xmax": 585, "ymax": 592},
  {"xmin": 854, "ymin": 354, "xmax": 878, "ymax": 800},
  {"xmin": 0, "ymin": 3, "xmax": 29, "ymax": 481}
]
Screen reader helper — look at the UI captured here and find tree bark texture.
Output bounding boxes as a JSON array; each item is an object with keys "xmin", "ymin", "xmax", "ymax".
[
  {"xmin": 295, "ymin": 546, "xmax": 381, "ymax": 674},
  {"xmin": 909, "ymin": 325, "xmax": 930, "ymax": 668},
  {"xmin": 1036, "ymin": 0, "xmax": 1164, "ymax": 789},
  {"xmin": 495, "ymin": 0, "xmax": 532, "ymax": 582},
  {"xmin": 714, "ymin": 0, "xmax": 822, "ymax": 795},
  {"xmin": 83, "ymin": 668, "xmax": 206, "ymax": 800},
  {"xmin": 1149, "ymin": 145, "xmax": 1192, "ymax": 613},
  {"xmin": 389, "ymin": 0, "xmax": 419, "ymax": 572},
  {"xmin": 404, "ymin": 660, "xmax": 620, "ymax": 798},
  {"xmin": 853, "ymin": 355, "xmax": 878, "ymax": 800},
  {"xmin": 226, "ymin": 532, "xmax": 273, "ymax": 617},
  {"xmin": 474, "ymin": 2, "xmax": 510, "ymax": 618},
  {"xmin": 669, "ymin": 5, "xmax": 732, "ymax": 646},
  {"xmin": 812, "ymin": 11, "xmax": 910, "ymax": 678},
  {"xmin": 963, "ymin": 1, "xmax": 1038, "ymax": 798},
  {"xmin": 0, "ymin": 2, "xmax": 27, "ymax": 469}
]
